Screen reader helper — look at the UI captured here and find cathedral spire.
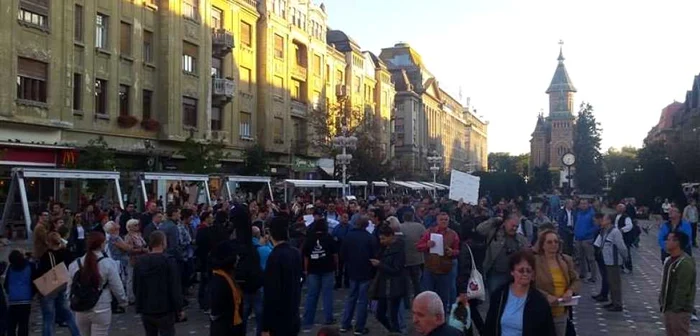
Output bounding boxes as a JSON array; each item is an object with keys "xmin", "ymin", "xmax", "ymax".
[{"xmin": 546, "ymin": 40, "xmax": 577, "ymax": 94}]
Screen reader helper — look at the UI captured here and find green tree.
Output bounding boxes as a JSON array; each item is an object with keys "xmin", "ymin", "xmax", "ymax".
[
  {"xmin": 610, "ymin": 158, "xmax": 686, "ymax": 208},
  {"xmin": 488, "ymin": 152, "xmax": 517, "ymax": 173},
  {"xmin": 603, "ymin": 146, "xmax": 637, "ymax": 173},
  {"xmin": 346, "ymin": 114, "xmax": 393, "ymax": 182},
  {"xmin": 472, "ymin": 171, "xmax": 527, "ymax": 202},
  {"xmin": 515, "ymin": 153, "xmax": 530, "ymax": 176},
  {"xmin": 240, "ymin": 143, "xmax": 269, "ymax": 176},
  {"xmin": 573, "ymin": 102, "xmax": 604, "ymax": 193},
  {"xmin": 76, "ymin": 136, "xmax": 116, "ymax": 171},
  {"xmin": 177, "ymin": 137, "xmax": 228, "ymax": 174},
  {"xmin": 529, "ymin": 164, "xmax": 553, "ymax": 193}
]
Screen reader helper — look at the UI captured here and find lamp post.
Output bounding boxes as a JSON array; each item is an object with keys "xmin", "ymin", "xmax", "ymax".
[
  {"xmin": 611, "ymin": 171, "xmax": 618, "ymax": 183},
  {"xmin": 635, "ymin": 165, "xmax": 644, "ymax": 173},
  {"xmin": 604, "ymin": 173, "xmax": 611, "ymax": 189},
  {"xmin": 427, "ymin": 151, "xmax": 442, "ymax": 198},
  {"xmin": 332, "ymin": 125, "xmax": 357, "ymax": 197}
]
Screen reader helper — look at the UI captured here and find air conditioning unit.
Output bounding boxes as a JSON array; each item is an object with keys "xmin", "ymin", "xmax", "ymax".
[{"xmin": 335, "ymin": 84, "xmax": 347, "ymax": 98}]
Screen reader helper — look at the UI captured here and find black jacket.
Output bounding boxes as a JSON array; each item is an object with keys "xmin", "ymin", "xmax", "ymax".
[
  {"xmin": 372, "ymin": 236, "xmax": 407, "ymax": 299},
  {"xmin": 456, "ymin": 241, "xmax": 473, "ymax": 295},
  {"xmin": 484, "ymin": 284, "xmax": 556, "ymax": 336},
  {"xmin": 340, "ymin": 228, "xmax": 379, "ymax": 282},
  {"xmin": 209, "ymin": 272, "xmax": 246, "ymax": 336},
  {"xmin": 262, "ymin": 242, "xmax": 302, "ymax": 335},
  {"xmin": 35, "ymin": 248, "xmax": 71, "ymax": 280},
  {"xmin": 427, "ymin": 323, "xmax": 463, "ymax": 336},
  {"xmin": 133, "ymin": 253, "xmax": 183, "ymax": 315}
]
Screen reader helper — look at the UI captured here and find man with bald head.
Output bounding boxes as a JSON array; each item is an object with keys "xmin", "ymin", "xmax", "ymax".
[{"xmin": 412, "ymin": 291, "xmax": 462, "ymax": 336}]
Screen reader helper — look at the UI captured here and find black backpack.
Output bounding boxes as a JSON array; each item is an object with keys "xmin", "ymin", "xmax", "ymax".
[
  {"xmin": 69, "ymin": 256, "xmax": 108, "ymax": 312},
  {"xmin": 233, "ymin": 241, "xmax": 263, "ymax": 294}
]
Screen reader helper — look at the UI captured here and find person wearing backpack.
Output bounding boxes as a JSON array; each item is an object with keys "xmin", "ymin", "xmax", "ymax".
[
  {"xmin": 67, "ymin": 231, "xmax": 127, "ymax": 336},
  {"xmin": 133, "ymin": 230, "xmax": 184, "ymax": 336},
  {"xmin": 208, "ymin": 240, "xmax": 246, "ymax": 336},
  {"xmin": 4, "ymin": 250, "xmax": 35, "ymax": 336}
]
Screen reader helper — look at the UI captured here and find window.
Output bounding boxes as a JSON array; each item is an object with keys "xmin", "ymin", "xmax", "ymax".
[
  {"xmin": 18, "ymin": 0, "xmax": 49, "ymax": 29},
  {"xmin": 273, "ymin": 0, "xmax": 286, "ymax": 18},
  {"xmin": 273, "ymin": 117, "xmax": 283, "ymax": 143},
  {"xmin": 240, "ymin": 66, "xmax": 251, "ymax": 92},
  {"xmin": 291, "ymin": 80, "xmax": 301, "ymax": 101},
  {"xmin": 143, "ymin": 30, "xmax": 153, "ymax": 63},
  {"xmin": 95, "ymin": 79, "xmax": 107, "ymax": 115},
  {"xmin": 210, "ymin": 106, "xmax": 221, "ymax": 130},
  {"xmin": 274, "ymin": 34, "xmax": 284, "ymax": 59},
  {"xmin": 239, "ymin": 112, "xmax": 252, "ymax": 138},
  {"xmin": 119, "ymin": 85, "xmax": 130, "ymax": 116},
  {"xmin": 336, "ymin": 70, "xmax": 343, "ymax": 86},
  {"xmin": 182, "ymin": 42, "xmax": 198, "ymax": 73},
  {"xmin": 240, "ymin": 21, "xmax": 252, "ymax": 47},
  {"xmin": 96, "ymin": 14, "xmax": 108, "ymax": 49},
  {"xmin": 211, "ymin": 58, "xmax": 222, "ymax": 78},
  {"xmin": 142, "ymin": 90, "xmax": 153, "ymax": 120},
  {"xmin": 354, "ymin": 76, "xmax": 361, "ymax": 93},
  {"xmin": 74, "ymin": 5, "xmax": 83, "ymax": 41},
  {"xmin": 16, "ymin": 57, "xmax": 47, "ymax": 103},
  {"xmin": 183, "ymin": 0, "xmax": 199, "ymax": 20},
  {"xmin": 211, "ymin": 7, "xmax": 222, "ymax": 29},
  {"xmin": 120, "ymin": 22, "xmax": 132, "ymax": 56},
  {"xmin": 73, "ymin": 73, "xmax": 82, "ymax": 110},
  {"xmin": 313, "ymin": 54, "xmax": 321, "ymax": 76},
  {"xmin": 273, "ymin": 76, "xmax": 284, "ymax": 98},
  {"xmin": 182, "ymin": 97, "xmax": 197, "ymax": 127}
]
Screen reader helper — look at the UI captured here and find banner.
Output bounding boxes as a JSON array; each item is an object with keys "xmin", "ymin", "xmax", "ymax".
[{"xmin": 448, "ymin": 169, "xmax": 480, "ymax": 204}]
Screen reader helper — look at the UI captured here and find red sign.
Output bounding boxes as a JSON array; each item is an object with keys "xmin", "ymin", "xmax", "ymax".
[{"xmin": 0, "ymin": 147, "xmax": 56, "ymax": 164}]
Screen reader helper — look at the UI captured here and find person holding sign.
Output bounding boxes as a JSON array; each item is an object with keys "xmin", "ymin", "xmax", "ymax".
[{"xmin": 416, "ymin": 211, "xmax": 460, "ymax": 315}]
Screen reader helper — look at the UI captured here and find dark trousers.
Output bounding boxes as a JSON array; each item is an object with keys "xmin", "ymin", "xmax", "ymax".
[
  {"xmin": 376, "ymin": 297, "xmax": 402, "ymax": 333},
  {"xmin": 693, "ymin": 222, "xmax": 698, "ymax": 246},
  {"xmin": 406, "ymin": 265, "xmax": 423, "ymax": 298},
  {"xmin": 180, "ymin": 259, "xmax": 193, "ymax": 295},
  {"xmin": 595, "ymin": 252, "xmax": 609, "ymax": 297},
  {"xmin": 606, "ymin": 265, "xmax": 622, "ymax": 306},
  {"xmin": 198, "ymin": 270, "xmax": 210, "ymax": 310},
  {"xmin": 142, "ymin": 313, "xmax": 176, "ymax": 336},
  {"xmin": 466, "ymin": 299, "xmax": 485, "ymax": 336},
  {"xmin": 7, "ymin": 304, "xmax": 31, "ymax": 336},
  {"xmin": 335, "ymin": 259, "xmax": 349, "ymax": 288}
]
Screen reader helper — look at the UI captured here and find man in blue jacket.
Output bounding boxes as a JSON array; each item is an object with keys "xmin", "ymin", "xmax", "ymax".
[
  {"xmin": 339, "ymin": 216, "xmax": 379, "ymax": 335},
  {"xmin": 659, "ymin": 206, "xmax": 693, "ymax": 261},
  {"xmin": 574, "ymin": 199, "xmax": 599, "ymax": 283}
]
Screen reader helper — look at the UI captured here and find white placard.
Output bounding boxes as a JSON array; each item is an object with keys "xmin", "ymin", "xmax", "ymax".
[
  {"xmin": 448, "ymin": 169, "xmax": 480, "ymax": 204},
  {"xmin": 557, "ymin": 295, "xmax": 581, "ymax": 306},
  {"xmin": 429, "ymin": 233, "xmax": 444, "ymax": 256},
  {"xmin": 303, "ymin": 215, "xmax": 314, "ymax": 226}
]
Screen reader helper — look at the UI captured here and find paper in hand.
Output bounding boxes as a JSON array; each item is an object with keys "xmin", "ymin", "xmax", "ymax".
[{"xmin": 429, "ymin": 233, "xmax": 444, "ymax": 256}]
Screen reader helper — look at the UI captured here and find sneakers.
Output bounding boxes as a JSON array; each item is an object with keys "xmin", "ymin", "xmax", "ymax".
[
  {"xmin": 592, "ymin": 294, "xmax": 608, "ymax": 302},
  {"xmin": 605, "ymin": 304, "xmax": 623, "ymax": 312},
  {"xmin": 353, "ymin": 328, "xmax": 370, "ymax": 335},
  {"xmin": 339, "ymin": 328, "xmax": 350, "ymax": 333},
  {"xmin": 692, "ymin": 314, "xmax": 698, "ymax": 322}
]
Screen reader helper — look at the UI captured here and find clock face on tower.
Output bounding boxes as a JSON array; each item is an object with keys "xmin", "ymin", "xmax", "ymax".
[{"xmin": 562, "ymin": 153, "xmax": 576, "ymax": 167}]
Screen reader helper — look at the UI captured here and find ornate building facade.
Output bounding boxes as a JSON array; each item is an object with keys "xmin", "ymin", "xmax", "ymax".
[{"xmin": 530, "ymin": 45, "xmax": 577, "ymax": 172}]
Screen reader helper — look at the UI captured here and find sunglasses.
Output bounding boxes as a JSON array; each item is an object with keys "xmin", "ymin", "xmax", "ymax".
[{"xmin": 515, "ymin": 267, "xmax": 533, "ymax": 275}]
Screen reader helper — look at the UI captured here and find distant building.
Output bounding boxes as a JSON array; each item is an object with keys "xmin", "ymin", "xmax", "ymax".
[{"xmin": 644, "ymin": 101, "xmax": 684, "ymax": 145}]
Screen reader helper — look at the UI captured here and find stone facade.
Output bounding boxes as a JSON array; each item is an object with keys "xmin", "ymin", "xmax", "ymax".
[{"xmin": 530, "ymin": 46, "xmax": 577, "ymax": 173}]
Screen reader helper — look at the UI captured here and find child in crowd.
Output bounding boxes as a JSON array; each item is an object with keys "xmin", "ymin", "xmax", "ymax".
[{"xmin": 4, "ymin": 250, "xmax": 35, "ymax": 336}]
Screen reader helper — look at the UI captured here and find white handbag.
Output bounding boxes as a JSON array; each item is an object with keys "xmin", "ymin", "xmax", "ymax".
[{"xmin": 465, "ymin": 244, "xmax": 486, "ymax": 301}]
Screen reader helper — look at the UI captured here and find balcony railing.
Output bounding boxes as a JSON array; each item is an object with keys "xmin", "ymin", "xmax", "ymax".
[
  {"xmin": 212, "ymin": 29, "xmax": 234, "ymax": 56},
  {"xmin": 213, "ymin": 78, "xmax": 235, "ymax": 101},
  {"xmin": 291, "ymin": 64, "xmax": 307, "ymax": 80},
  {"xmin": 241, "ymin": 0, "xmax": 258, "ymax": 7},
  {"xmin": 291, "ymin": 99, "xmax": 308, "ymax": 117}
]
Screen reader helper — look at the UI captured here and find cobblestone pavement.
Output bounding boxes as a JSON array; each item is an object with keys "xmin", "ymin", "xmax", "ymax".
[{"xmin": 25, "ymin": 219, "xmax": 700, "ymax": 335}]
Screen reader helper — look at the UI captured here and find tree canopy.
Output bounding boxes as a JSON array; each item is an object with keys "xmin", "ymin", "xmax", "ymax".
[
  {"xmin": 177, "ymin": 137, "xmax": 228, "ymax": 174},
  {"xmin": 573, "ymin": 102, "xmax": 604, "ymax": 193}
]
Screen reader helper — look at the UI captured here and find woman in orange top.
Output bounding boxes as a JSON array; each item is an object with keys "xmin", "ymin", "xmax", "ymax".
[{"xmin": 534, "ymin": 229, "xmax": 581, "ymax": 336}]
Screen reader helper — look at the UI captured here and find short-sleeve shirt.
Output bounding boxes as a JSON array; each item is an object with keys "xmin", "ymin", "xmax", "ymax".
[
  {"xmin": 303, "ymin": 234, "xmax": 337, "ymax": 274},
  {"xmin": 500, "ymin": 288, "xmax": 527, "ymax": 336}
]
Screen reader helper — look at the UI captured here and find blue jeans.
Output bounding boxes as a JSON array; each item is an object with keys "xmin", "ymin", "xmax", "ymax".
[
  {"xmin": 449, "ymin": 260, "xmax": 458, "ymax": 308},
  {"xmin": 40, "ymin": 290, "xmax": 80, "ymax": 336},
  {"xmin": 242, "ymin": 288, "xmax": 264, "ymax": 336},
  {"xmin": 421, "ymin": 271, "xmax": 452, "ymax": 315},
  {"xmin": 341, "ymin": 280, "xmax": 370, "ymax": 331},
  {"xmin": 303, "ymin": 272, "xmax": 335, "ymax": 328}
]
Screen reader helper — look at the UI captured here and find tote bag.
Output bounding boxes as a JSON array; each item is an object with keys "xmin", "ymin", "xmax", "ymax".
[
  {"xmin": 465, "ymin": 244, "xmax": 485, "ymax": 301},
  {"xmin": 33, "ymin": 252, "xmax": 69, "ymax": 297}
]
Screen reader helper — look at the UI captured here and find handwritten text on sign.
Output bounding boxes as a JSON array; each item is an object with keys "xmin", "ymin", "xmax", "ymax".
[{"xmin": 448, "ymin": 169, "xmax": 480, "ymax": 204}]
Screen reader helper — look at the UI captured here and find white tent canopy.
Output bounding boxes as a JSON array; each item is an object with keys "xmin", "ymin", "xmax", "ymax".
[
  {"xmin": 223, "ymin": 175, "xmax": 273, "ymax": 201},
  {"xmin": 349, "ymin": 181, "xmax": 368, "ymax": 186},
  {"xmin": 283, "ymin": 179, "xmax": 346, "ymax": 202},
  {"xmin": 372, "ymin": 181, "xmax": 389, "ymax": 187},
  {"xmin": 420, "ymin": 182, "xmax": 449, "ymax": 190},
  {"xmin": 138, "ymin": 172, "xmax": 212, "ymax": 207},
  {"xmin": 1, "ymin": 168, "xmax": 124, "ymax": 236}
]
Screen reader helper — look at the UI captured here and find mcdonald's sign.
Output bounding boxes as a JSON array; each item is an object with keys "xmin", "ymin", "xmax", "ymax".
[{"xmin": 61, "ymin": 150, "xmax": 77, "ymax": 167}]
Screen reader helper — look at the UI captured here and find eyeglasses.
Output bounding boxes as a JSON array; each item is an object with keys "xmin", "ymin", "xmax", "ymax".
[
  {"xmin": 545, "ymin": 240, "xmax": 559, "ymax": 245},
  {"xmin": 515, "ymin": 267, "xmax": 533, "ymax": 275}
]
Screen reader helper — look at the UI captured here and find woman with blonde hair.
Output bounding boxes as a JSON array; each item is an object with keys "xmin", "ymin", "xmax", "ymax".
[
  {"xmin": 123, "ymin": 219, "xmax": 147, "ymax": 304},
  {"xmin": 533, "ymin": 229, "xmax": 581, "ymax": 336}
]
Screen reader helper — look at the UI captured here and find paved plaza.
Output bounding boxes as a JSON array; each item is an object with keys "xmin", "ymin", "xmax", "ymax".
[{"xmin": 18, "ymin": 219, "xmax": 700, "ymax": 335}]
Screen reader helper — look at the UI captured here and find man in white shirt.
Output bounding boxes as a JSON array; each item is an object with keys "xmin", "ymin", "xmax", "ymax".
[
  {"xmin": 683, "ymin": 198, "xmax": 698, "ymax": 247},
  {"xmin": 615, "ymin": 204, "xmax": 634, "ymax": 273}
]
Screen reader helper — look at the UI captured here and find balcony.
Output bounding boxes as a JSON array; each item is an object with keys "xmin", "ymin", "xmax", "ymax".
[
  {"xmin": 212, "ymin": 29, "xmax": 234, "ymax": 56},
  {"xmin": 291, "ymin": 99, "xmax": 308, "ymax": 117},
  {"xmin": 212, "ymin": 78, "xmax": 235, "ymax": 102},
  {"xmin": 242, "ymin": 0, "xmax": 258, "ymax": 7},
  {"xmin": 291, "ymin": 64, "xmax": 307, "ymax": 80}
]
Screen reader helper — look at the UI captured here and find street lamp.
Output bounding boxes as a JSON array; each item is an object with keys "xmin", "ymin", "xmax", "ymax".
[
  {"xmin": 332, "ymin": 125, "xmax": 357, "ymax": 197},
  {"xmin": 635, "ymin": 165, "xmax": 644, "ymax": 173},
  {"xmin": 604, "ymin": 173, "xmax": 611, "ymax": 189},
  {"xmin": 427, "ymin": 151, "xmax": 442, "ymax": 198},
  {"xmin": 611, "ymin": 171, "xmax": 618, "ymax": 183}
]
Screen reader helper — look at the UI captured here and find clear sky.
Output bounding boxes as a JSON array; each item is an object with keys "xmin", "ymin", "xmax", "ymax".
[{"xmin": 321, "ymin": 0, "xmax": 700, "ymax": 154}]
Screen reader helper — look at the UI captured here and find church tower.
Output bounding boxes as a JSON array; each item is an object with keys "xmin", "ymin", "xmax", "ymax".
[{"xmin": 546, "ymin": 41, "xmax": 576, "ymax": 170}]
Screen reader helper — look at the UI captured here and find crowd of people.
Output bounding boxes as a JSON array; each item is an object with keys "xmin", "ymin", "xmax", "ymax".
[{"xmin": 0, "ymin": 190, "xmax": 696, "ymax": 336}]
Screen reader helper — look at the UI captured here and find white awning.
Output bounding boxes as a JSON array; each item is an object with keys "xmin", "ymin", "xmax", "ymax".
[
  {"xmin": 141, "ymin": 172, "xmax": 209, "ymax": 182},
  {"xmin": 349, "ymin": 181, "xmax": 368, "ymax": 186},
  {"xmin": 372, "ymin": 181, "xmax": 389, "ymax": 187},
  {"xmin": 391, "ymin": 181, "xmax": 420, "ymax": 190},
  {"xmin": 225, "ymin": 175, "xmax": 271, "ymax": 183},
  {"xmin": 284, "ymin": 179, "xmax": 345, "ymax": 188},
  {"xmin": 421, "ymin": 182, "xmax": 449, "ymax": 190},
  {"xmin": 15, "ymin": 168, "xmax": 120, "ymax": 180},
  {"xmin": 408, "ymin": 181, "xmax": 435, "ymax": 190}
]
